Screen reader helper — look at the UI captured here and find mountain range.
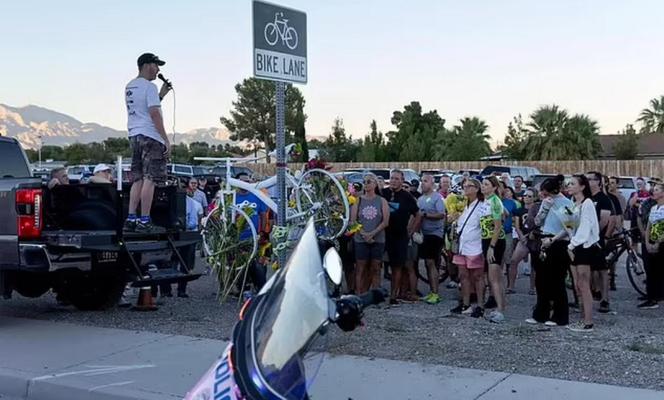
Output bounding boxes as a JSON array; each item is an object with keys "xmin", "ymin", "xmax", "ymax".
[{"xmin": 0, "ymin": 104, "xmax": 233, "ymax": 149}]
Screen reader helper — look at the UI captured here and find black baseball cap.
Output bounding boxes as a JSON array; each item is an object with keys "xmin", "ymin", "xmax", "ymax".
[{"xmin": 137, "ymin": 53, "xmax": 165, "ymax": 67}]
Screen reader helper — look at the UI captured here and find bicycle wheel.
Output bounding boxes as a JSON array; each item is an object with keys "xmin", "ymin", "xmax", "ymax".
[
  {"xmin": 295, "ymin": 168, "xmax": 349, "ymax": 240},
  {"xmin": 201, "ymin": 203, "xmax": 258, "ymax": 302},
  {"xmin": 264, "ymin": 23, "xmax": 279, "ymax": 46},
  {"xmin": 625, "ymin": 249, "xmax": 647, "ymax": 297},
  {"xmin": 285, "ymin": 27, "xmax": 298, "ymax": 49}
]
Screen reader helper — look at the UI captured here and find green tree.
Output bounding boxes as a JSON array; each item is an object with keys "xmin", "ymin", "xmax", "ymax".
[
  {"xmin": 637, "ymin": 95, "xmax": 664, "ymax": 134},
  {"xmin": 293, "ymin": 97, "xmax": 309, "ymax": 162},
  {"xmin": 502, "ymin": 105, "xmax": 601, "ymax": 160},
  {"xmin": 220, "ymin": 78, "xmax": 305, "ymax": 162},
  {"xmin": 189, "ymin": 141, "xmax": 210, "ymax": 163},
  {"xmin": 41, "ymin": 145, "xmax": 65, "ymax": 161},
  {"xmin": 357, "ymin": 120, "xmax": 387, "ymax": 162},
  {"xmin": 613, "ymin": 124, "xmax": 639, "ymax": 160},
  {"xmin": 441, "ymin": 117, "xmax": 492, "ymax": 161},
  {"xmin": 103, "ymin": 137, "xmax": 131, "ymax": 159},
  {"xmin": 64, "ymin": 143, "xmax": 90, "ymax": 164},
  {"xmin": 386, "ymin": 101, "xmax": 448, "ymax": 161},
  {"xmin": 171, "ymin": 143, "xmax": 190, "ymax": 163},
  {"xmin": 321, "ymin": 118, "xmax": 358, "ymax": 162}
]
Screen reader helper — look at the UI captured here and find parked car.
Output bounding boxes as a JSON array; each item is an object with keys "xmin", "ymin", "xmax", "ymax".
[
  {"xmin": 479, "ymin": 165, "xmax": 541, "ymax": 184},
  {"xmin": 457, "ymin": 169, "xmax": 481, "ymax": 176},
  {"xmin": 67, "ymin": 165, "xmax": 94, "ymax": 183},
  {"xmin": 420, "ymin": 169, "xmax": 455, "ymax": 177},
  {"xmin": 344, "ymin": 168, "xmax": 419, "ymax": 187}
]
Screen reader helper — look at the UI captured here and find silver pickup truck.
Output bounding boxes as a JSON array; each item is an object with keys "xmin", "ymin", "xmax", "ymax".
[{"xmin": 0, "ymin": 137, "xmax": 200, "ymax": 310}]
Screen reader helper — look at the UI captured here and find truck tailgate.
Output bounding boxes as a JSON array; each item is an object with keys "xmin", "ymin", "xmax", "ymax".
[{"xmin": 0, "ymin": 177, "xmax": 41, "ymax": 267}]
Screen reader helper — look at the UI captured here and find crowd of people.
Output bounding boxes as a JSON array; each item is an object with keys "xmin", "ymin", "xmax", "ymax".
[{"xmin": 344, "ymin": 169, "xmax": 664, "ymax": 332}]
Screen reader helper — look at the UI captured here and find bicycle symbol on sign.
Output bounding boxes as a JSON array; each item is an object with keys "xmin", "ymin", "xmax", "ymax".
[{"xmin": 264, "ymin": 12, "xmax": 298, "ymax": 50}]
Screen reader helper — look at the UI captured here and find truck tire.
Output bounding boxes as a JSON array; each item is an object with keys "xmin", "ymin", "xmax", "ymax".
[
  {"xmin": 13, "ymin": 272, "xmax": 51, "ymax": 298},
  {"xmin": 59, "ymin": 271, "xmax": 126, "ymax": 311}
]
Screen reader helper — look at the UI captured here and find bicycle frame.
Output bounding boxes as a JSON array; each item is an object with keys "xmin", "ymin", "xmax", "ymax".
[{"xmin": 194, "ymin": 156, "xmax": 312, "ymax": 222}]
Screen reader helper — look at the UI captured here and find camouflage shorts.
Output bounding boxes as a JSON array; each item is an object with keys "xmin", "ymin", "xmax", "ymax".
[{"xmin": 130, "ymin": 135, "xmax": 167, "ymax": 183}]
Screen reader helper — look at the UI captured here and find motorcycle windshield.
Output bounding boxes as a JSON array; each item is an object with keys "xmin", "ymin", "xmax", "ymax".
[{"xmin": 250, "ymin": 219, "xmax": 332, "ymax": 399}]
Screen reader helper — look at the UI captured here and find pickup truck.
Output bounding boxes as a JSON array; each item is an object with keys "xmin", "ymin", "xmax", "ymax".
[{"xmin": 0, "ymin": 137, "xmax": 201, "ymax": 310}]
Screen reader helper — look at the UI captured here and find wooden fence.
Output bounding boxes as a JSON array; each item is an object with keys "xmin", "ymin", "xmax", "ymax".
[{"xmin": 242, "ymin": 159, "xmax": 664, "ymax": 178}]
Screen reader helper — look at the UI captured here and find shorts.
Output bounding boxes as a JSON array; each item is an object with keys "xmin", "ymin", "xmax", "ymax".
[
  {"xmin": 419, "ymin": 235, "xmax": 444, "ymax": 260},
  {"xmin": 590, "ymin": 243, "xmax": 609, "ymax": 271},
  {"xmin": 130, "ymin": 135, "xmax": 167, "ymax": 184},
  {"xmin": 354, "ymin": 241, "xmax": 385, "ymax": 261},
  {"xmin": 482, "ymin": 239, "xmax": 506, "ymax": 268},
  {"xmin": 571, "ymin": 244, "xmax": 603, "ymax": 267},
  {"xmin": 503, "ymin": 234, "xmax": 514, "ymax": 265},
  {"xmin": 453, "ymin": 254, "xmax": 485, "ymax": 269},
  {"xmin": 386, "ymin": 236, "xmax": 408, "ymax": 265}
]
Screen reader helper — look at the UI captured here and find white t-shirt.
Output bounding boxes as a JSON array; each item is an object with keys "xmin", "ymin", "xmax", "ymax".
[
  {"xmin": 456, "ymin": 199, "xmax": 483, "ymax": 256},
  {"xmin": 125, "ymin": 77, "xmax": 164, "ymax": 144}
]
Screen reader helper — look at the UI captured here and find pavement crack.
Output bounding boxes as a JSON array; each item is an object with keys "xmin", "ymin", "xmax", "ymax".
[{"xmin": 474, "ymin": 373, "xmax": 513, "ymax": 399}]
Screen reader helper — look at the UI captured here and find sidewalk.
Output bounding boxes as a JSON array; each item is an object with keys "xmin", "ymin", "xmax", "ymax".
[{"xmin": 1, "ymin": 316, "xmax": 662, "ymax": 400}]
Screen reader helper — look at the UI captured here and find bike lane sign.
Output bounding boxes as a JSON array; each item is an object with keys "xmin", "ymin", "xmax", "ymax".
[{"xmin": 253, "ymin": 0, "xmax": 307, "ymax": 84}]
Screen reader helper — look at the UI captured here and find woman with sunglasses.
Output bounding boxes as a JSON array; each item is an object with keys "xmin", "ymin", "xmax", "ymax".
[
  {"xmin": 350, "ymin": 173, "xmax": 390, "ymax": 293},
  {"xmin": 641, "ymin": 182, "xmax": 664, "ymax": 309}
]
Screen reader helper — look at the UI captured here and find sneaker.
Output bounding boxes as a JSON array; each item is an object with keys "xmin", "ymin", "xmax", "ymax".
[
  {"xmin": 525, "ymin": 318, "xmax": 540, "ymax": 325},
  {"xmin": 484, "ymin": 296, "xmax": 498, "ymax": 309},
  {"xmin": 118, "ymin": 296, "xmax": 131, "ymax": 308},
  {"xmin": 389, "ymin": 298, "xmax": 399, "ymax": 305},
  {"xmin": 567, "ymin": 321, "xmax": 594, "ymax": 332},
  {"xmin": 425, "ymin": 293, "xmax": 441, "ymax": 305},
  {"xmin": 462, "ymin": 305, "xmax": 474, "ymax": 315},
  {"xmin": 123, "ymin": 219, "xmax": 136, "ymax": 232},
  {"xmin": 488, "ymin": 310, "xmax": 505, "ymax": 323},
  {"xmin": 470, "ymin": 306, "xmax": 484, "ymax": 318},
  {"xmin": 135, "ymin": 220, "xmax": 166, "ymax": 234},
  {"xmin": 544, "ymin": 321, "xmax": 558, "ymax": 327},
  {"xmin": 637, "ymin": 300, "xmax": 659, "ymax": 309},
  {"xmin": 451, "ymin": 304, "xmax": 470, "ymax": 314},
  {"xmin": 446, "ymin": 281, "xmax": 459, "ymax": 289},
  {"xmin": 598, "ymin": 300, "xmax": 611, "ymax": 313}
]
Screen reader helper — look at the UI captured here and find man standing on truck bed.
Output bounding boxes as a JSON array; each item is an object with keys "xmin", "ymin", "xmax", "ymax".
[{"xmin": 124, "ymin": 52, "xmax": 172, "ymax": 233}]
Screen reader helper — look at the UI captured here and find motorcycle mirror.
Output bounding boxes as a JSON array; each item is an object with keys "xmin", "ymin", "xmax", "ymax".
[{"xmin": 322, "ymin": 248, "xmax": 343, "ymax": 286}]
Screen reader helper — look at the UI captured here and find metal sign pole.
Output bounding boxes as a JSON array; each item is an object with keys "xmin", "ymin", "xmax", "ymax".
[{"xmin": 275, "ymin": 81, "xmax": 287, "ymax": 266}]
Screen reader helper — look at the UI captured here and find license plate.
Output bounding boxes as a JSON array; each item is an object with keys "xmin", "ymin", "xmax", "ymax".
[{"xmin": 96, "ymin": 251, "xmax": 119, "ymax": 263}]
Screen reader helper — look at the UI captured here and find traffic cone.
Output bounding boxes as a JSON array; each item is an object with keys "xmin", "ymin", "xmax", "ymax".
[{"xmin": 131, "ymin": 284, "xmax": 158, "ymax": 311}]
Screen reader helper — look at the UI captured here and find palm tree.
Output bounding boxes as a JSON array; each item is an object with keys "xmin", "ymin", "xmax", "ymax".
[
  {"xmin": 637, "ymin": 95, "xmax": 664, "ymax": 134},
  {"xmin": 510, "ymin": 105, "xmax": 601, "ymax": 160},
  {"xmin": 441, "ymin": 117, "xmax": 492, "ymax": 161}
]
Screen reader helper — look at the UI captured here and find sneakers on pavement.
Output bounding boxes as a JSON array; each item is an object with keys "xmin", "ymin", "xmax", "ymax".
[
  {"xmin": 544, "ymin": 321, "xmax": 559, "ymax": 327},
  {"xmin": 567, "ymin": 322, "xmax": 594, "ymax": 332},
  {"xmin": 424, "ymin": 293, "xmax": 441, "ymax": 304},
  {"xmin": 637, "ymin": 300, "xmax": 659, "ymax": 309},
  {"xmin": 598, "ymin": 300, "xmax": 611, "ymax": 313},
  {"xmin": 446, "ymin": 281, "xmax": 459, "ymax": 289},
  {"xmin": 525, "ymin": 318, "xmax": 540, "ymax": 325},
  {"xmin": 450, "ymin": 303, "xmax": 470, "ymax": 314},
  {"xmin": 484, "ymin": 296, "xmax": 498, "ymax": 309},
  {"xmin": 470, "ymin": 306, "xmax": 484, "ymax": 318},
  {"xmin": 462, "ymin": 305, "xmax": 474, "ymax": 315}
]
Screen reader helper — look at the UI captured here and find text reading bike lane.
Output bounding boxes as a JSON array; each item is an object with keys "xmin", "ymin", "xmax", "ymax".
[{"xmin": 255, "ymin": 49, "xmax": 306, "ymax": 83}]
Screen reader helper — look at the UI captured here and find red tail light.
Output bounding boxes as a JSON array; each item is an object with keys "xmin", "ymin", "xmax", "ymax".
[{"xmin": 16, "ymin": 188, "xmax": 42, "ymax": 239}]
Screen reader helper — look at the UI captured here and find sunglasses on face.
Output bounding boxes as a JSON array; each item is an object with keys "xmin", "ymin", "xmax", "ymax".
[{"xmin": 525, "ymin": 194, "xmax": 534, "ymax": 198}]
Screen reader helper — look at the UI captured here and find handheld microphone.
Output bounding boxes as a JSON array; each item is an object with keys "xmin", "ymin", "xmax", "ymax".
[{"xmin": 157, "ymin": 73, "xmax": 173, "ymax": 88}]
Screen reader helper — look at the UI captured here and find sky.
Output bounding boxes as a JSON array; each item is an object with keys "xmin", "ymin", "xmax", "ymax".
[{"xmin": 3, "ymin": 0, "xmax": 664, "ymax": 147}]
